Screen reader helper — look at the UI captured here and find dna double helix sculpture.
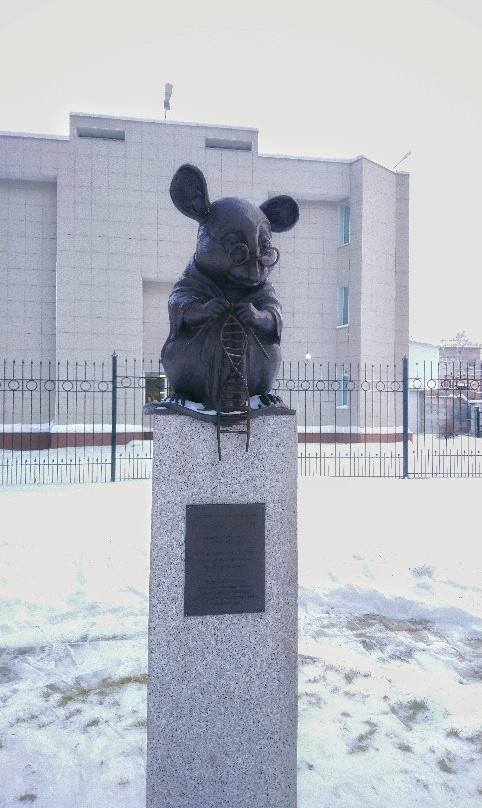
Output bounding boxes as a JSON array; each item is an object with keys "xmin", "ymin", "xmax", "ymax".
[{"xmin": 216, "ymin": 312, "xmax": 250, "ymax": 460}]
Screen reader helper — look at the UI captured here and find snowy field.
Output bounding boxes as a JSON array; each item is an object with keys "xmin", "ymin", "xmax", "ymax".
[{"xmin": 0, "ymin": 478, "xmax": 480, "ymax": 807}]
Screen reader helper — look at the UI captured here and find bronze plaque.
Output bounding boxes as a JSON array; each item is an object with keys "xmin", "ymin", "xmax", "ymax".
[{"xmin": 184, "ymin": 503, "xmax": 265, "ymax": 616}]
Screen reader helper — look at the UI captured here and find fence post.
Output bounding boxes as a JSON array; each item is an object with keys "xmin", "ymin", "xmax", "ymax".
[
  {"xmin": 402, "ymin": 356, "xmax": 409, "ymax": 479},
  {"xmin": 111, "ymin": 352, "xmax": 117, "ymax": 482}
]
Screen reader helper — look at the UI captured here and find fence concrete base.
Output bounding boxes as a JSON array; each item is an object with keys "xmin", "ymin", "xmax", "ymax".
[
  {"xmin": 299, "ymin": 431, "xmax": 411, "ymax": 443},
  {"xmin": 147, "ymin": 412, "xmax": 298, "ymax": 808},
  {"xmin": 1, "ymin": 429, "xmax": 411, "ymax": 451}
]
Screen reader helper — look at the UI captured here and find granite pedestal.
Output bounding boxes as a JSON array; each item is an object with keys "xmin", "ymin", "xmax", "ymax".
[{"xmin": 147, "ymin": 413, "xmax": 298, "ymax": 808}]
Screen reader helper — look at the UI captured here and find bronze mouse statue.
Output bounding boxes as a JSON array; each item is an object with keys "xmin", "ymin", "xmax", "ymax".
[{"xmin": 161, "ymin": 164, "xmax": 299, "ymax": 413}]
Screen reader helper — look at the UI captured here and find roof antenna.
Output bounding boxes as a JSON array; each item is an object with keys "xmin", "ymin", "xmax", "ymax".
[
  {"xmin": 164, "ymin": 83, "xmax": 173, "ymax": 120},
  {"xmin": 393, "ymin": 150, "xmax": 411, "ymax": 170}
]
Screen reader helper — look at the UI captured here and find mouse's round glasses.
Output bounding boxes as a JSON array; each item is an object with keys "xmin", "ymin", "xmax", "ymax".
[{"xmin": 228, "ymin": 243, "xmax": 280, "ymax": 268}]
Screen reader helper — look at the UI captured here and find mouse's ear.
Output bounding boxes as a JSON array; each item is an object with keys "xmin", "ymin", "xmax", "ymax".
[
  {"xmin": 260, "ymin": 195, "xmax": 299, "ymax": 232},
  {"xmin": 170, "ymin": 164, "xmax": 211, "ymax": 222}
]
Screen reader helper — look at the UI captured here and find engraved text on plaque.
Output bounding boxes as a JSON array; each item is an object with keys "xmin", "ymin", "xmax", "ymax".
[{"xmin": 184, "ymin": 503, "xmax": 265, "ymax": 616}]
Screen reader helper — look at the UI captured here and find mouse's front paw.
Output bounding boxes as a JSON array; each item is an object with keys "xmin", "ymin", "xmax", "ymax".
[
  {"xmin": 235, "ymin": 302, "xmax": 274, "ymax": 334},
  {"xmin": 203, "ymin": 299, "xmax": 231, "ymax": 319},
  {"xmin": 234, "ymin": 300, "xmax": 257, "ymax": 325}
]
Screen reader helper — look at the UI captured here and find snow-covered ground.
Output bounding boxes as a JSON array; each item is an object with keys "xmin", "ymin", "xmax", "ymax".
[
  {"xmin": 2, "ymin": 433, "xmax": 481, "ymax": 485},
  {"xmin": 0, "ymin": 478, "xmax": 480, "ymax": 807}
]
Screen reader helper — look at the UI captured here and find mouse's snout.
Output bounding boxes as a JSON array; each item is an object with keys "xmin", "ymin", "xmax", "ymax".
[
  {"xmin": 228, "ymin": 257, "xmax": 269, "ymax": 287},
  {"xmin": 246, "ymin": 256, "xmax": 264, "ymax": 284}
]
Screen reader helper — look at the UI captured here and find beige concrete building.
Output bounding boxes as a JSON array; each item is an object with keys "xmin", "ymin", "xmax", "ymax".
[{"xmin": 0, "ymin": 112, "xmax": 409, "ymax": 429}]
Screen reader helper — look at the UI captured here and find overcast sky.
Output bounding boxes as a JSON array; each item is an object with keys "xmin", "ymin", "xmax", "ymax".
[{"xmin": 2, "ymin": 0, "xmax": 481, "ymax": 346}]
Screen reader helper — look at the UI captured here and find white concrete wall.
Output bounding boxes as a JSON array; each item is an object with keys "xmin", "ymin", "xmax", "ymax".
[
  {"xmin": 359, "ymin": 159, "xmax": 399, "ymax": 365},
  {"xmin": 409, "ymin": 340, "xmax": 440, "ymax": 375},
  {"xmin": 143, "ymin": 280, "xmax": 171, "ymax": 365},
  {"xmin": 395, "ymin": 172, "xmax": 410, "ymax": 365},
  {"xmin": 0, "ymin": 178, "xmax": 57, "ymax": 362},
  {"xmin": 356, "ymin": 160, "xmax": 409, "ymax": 428}
]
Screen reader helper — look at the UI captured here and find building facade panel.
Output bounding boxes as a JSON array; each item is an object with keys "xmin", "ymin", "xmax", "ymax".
[
  {"xmin": 1, "ymin": 112, "xmax": 409, "ymax": 429},
  {"xmin": 0, "ymin": 178, "xmax": 57, "ymax": 361}
]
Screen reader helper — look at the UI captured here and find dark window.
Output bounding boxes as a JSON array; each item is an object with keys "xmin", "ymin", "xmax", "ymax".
[
  {"xmin": 77, "ymin": 126, "xmax": 125, "ymax": 141},
  {"xmin": 205, "ymin": 137, "xmax": 252, "ymax": 151},
  {"xmin": 145, "ymin": 372, "xmax": 168, "ymax": 404}
]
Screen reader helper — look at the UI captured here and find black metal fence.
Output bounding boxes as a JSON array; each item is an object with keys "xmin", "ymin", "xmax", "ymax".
[{"xmin": 1, "ymin": 355, "xmax": 481, "ymax": 485}]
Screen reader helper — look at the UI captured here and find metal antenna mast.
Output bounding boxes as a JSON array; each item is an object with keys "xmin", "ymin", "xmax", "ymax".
[
  {"xmin": 164, "ymin": 83, "xmax": 173, "ymax": 120},
  {"xmin": 393, "ymin": 150, "xmax": 411, "ymax": 170}
]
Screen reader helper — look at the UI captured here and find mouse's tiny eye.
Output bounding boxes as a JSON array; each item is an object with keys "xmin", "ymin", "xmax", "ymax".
[
  {"xmin": 229, "ymin": 244, "xmax": 249, "ymax": 266},
  {"xmin": 259, "ymin": 245, "xmax": 280, "ymax": 267},
  {"xmin": 220, "ymin": 232, "xmax": 240, "ymax": 249}
]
